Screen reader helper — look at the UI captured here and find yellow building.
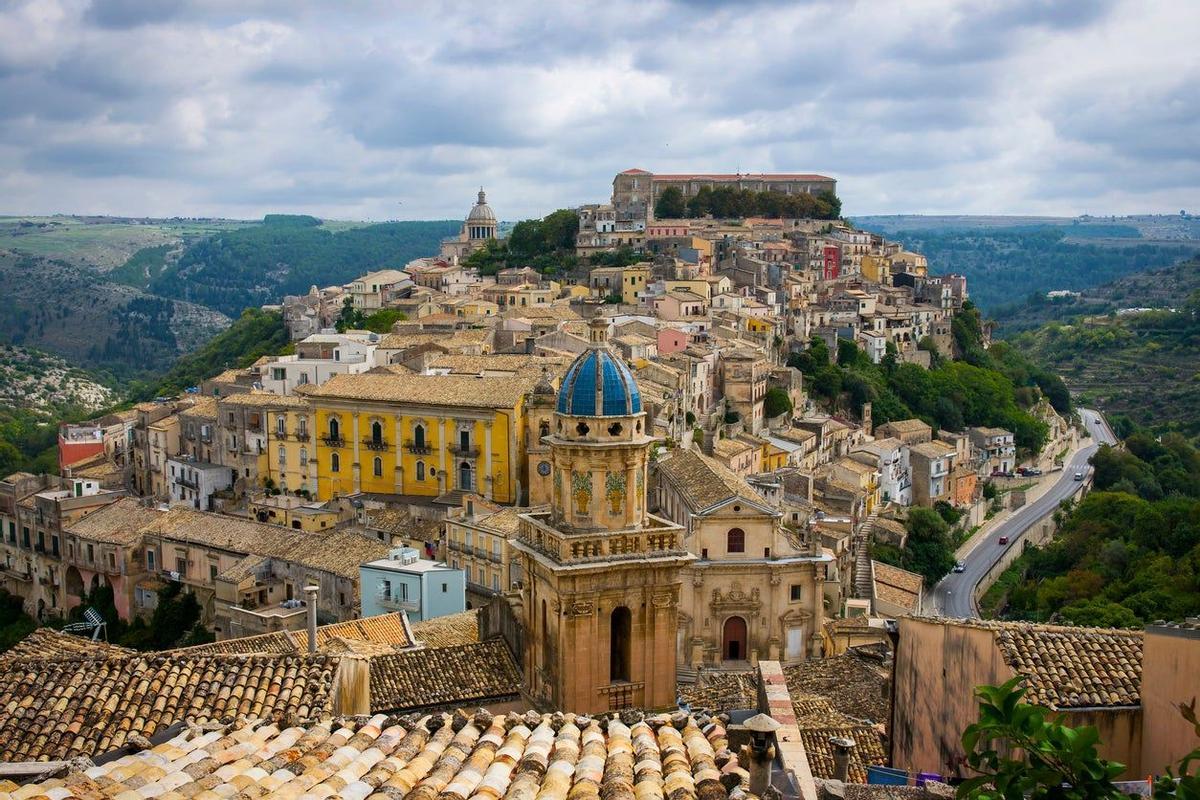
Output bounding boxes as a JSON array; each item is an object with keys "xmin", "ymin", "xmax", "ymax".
[
  {"xmin": 248, "ymin": 493, "xmax": 349, "ymax": 531},
  {"xmin": 861, "ymin": 254, "xmax": 886, "ymax": 284},
  {"xmin": 217, "ymin": 393, "xmax": 314, "ymax": 496},
  {"xmin": 300, "ymin": 371, "xmax": 548, "ymax": 504}
]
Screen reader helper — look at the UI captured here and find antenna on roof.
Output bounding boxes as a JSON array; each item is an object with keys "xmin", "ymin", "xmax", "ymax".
[{"xmin": 62, "ymin": 607, "xmax": 108, "ymax": 642}]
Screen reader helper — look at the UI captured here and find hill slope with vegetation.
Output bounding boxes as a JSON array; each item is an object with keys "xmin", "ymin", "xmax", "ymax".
[
  {"xmin": 1010, "ymin": 276, "xmax": 1200, "ymax": 438},
  {"xmin": 981, "ymin": 432, "xmax": 1200, "ymax": 627},
  {"xmin": 790, "ymin": 302, "xmax": 1069, "ymax": 455},
  {"xmin": 0, "ymin": 252, "xmax": 229, "ymax": 383},
  {"xmin": 856, "ymin": 224, "xmax": 1200, "ymax": 313},
  {"xmin": 150, "ymin": 216, "xmax": 458, "ymax": 316}
]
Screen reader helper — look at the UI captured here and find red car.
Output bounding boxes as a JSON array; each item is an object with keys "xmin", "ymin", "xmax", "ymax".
[{"xmin": 998, "ymin": 536, "xmax": 1009, "ymax": 545}]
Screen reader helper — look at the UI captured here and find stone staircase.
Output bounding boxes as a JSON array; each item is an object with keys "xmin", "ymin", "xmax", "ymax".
[{"xmin": 852, "ymin": 509, "xmax": 881, "ymax": 600}]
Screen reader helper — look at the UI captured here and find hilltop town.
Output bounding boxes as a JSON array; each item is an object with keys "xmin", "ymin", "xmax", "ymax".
[{"xmin": 1, "ymin": 170, "xmax": 1196, "ymax": 796}]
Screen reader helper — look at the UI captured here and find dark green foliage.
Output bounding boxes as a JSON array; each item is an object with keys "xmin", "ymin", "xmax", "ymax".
[
  {"xmin": 590, "ymin": 246, "xmax": 640, "ymax": 268},
  {"xmin": 763, "ymin": 387, "xmax": 793, "ymax": 419},
  {"xmin": 108, "ymin": 244, "xmax": 172, "ymax": 289},
  {"xmin": 874, "ymin": 507, "xmax": 957, "ymax": 584},
  {"xmin": 463, "ymin": 209, "xmax": 579, "ymax": 276},
  {"xmin": 680, "ymin": 187, "xmax": 840, "ymax": 220},
  {"xmin": 654, "ymin": 187, "xmax": 686, "ymax": 219},
  {"xmin": 790, "ymin": 327, "xmax": 1051, "ymax": 453},
  {"xmin": 1011, "ymin": 274, "xmax": 1200, "ymax": 437},
  {"xmin": 140, "ymin": 309, "xmax": 289, "ymax": 399},
  {"xmin": 262, "ymin": 214, "xmax": 321, "ymax": 228},
  {"xmin": 958, "ymin": 677, "xmax": 1124, "ymax": 800},
  {"xmin": 877, "ymin": 225, "xmax": 1200, "ymax": 313},
  {"xmin": 0, "ymin": 589, "xmax": 36, "ymax": 652},
  {"xmin": 987, "ymin": 432, "xmax": 1200, "ymax": 626},
  {"xmin": 335, "ymin": 299, "xmax": 407, "ymax": 333},
  {"xmin": 78, "ymin": 581, "xmax": 211, "ymax": 651},
  {"xmin": 151, "ymin": 220, "xmax": 458, "ymax": 317}
]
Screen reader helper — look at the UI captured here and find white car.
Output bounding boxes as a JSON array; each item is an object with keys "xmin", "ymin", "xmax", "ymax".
[{"xmin": 1073, "ymin": 471, "xmax": 1084, "ymax": 481}]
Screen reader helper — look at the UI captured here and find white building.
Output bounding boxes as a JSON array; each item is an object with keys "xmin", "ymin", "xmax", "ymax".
[
  {"xmin": 167, "ymin": 456, "xmax": 233, "ymax": 512},
  {"xmin": 852, "ymin": 437, "xmax": 911, "ymax": 506},
  {"xmin": 259, "ymin": 333, "xmax": 380, "ymax": 395}
]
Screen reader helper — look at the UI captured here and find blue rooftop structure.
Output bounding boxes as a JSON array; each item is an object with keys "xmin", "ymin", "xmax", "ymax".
[{"xmin": 557, "ymin": 348, "xmax": 642, "ymax": 417}]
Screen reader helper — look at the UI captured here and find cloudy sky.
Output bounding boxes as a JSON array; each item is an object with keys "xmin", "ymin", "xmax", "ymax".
[{"xmin": 1, "ymin": 0, "xmax": 1197, "ymax": 221}]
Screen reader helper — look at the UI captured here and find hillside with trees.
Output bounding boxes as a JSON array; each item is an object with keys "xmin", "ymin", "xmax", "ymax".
[
  {"xmin": 654, "ymin": 186, "xmax": 841, "ymax": 220},
  {"xmin": 857, "ymin": 225, "xmax": 1200, "ymax": 313},
  {"xmin": 0, "ymin": 252, "xmax": 229, "ymax": 383},
  {"xmin": 789, "ymin": 302, "xmax": 1068, "ymax": 455},
  {"xmin": 150, "ymin": 216, "xmax": 458, "ymax": 316},
  {"xmin": 981, "ymin": 431, "xmax": 1200, "ymax": 627},
  {"xmin": 1010, "ymin": 279, "xmax": 1200, "ymax": 439},
  {"xmin": 462, "ymin": 209, "xmax": 579, "ymax": 276}
]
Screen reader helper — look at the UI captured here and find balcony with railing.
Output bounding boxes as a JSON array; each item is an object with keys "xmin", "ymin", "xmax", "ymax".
[
  {"xmin": 321, "ymin": 435, "xmax": 346, "ymax": 448},
  {"xmin": 452, "ymin": 444, "xmax": 481, "ymax": 458},
  {"xmin": 376, "ymin": 590, "xmax": 419, "ymax": 612},
  {"xmin": 516, "ymin": 511, "xmax": 688, "ymax": 566},
  {"xmin": 405, "ymin": 440, "xmax": 433, "ymax": 455},
  {"xmin": 362, "ymin": 438, "xmax": 389, "ymax": 452}
]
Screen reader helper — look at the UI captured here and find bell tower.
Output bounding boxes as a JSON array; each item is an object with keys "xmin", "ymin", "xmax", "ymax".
[{"xmin": 513, "ymin": 317, "xmax": 692, "ymax": 712}]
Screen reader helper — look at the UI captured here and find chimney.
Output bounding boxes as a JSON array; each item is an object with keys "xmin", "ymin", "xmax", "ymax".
[
  {"xmin": 304, "ymin": 584, "xmax": 319, "ymax": 654},
  {"xmin": 829, "ymin": 736, "xmax": 856, "ymax": 782},
  {"xmin": 738, "ymin": 713, "xmax": 782, "ymax": 796}
]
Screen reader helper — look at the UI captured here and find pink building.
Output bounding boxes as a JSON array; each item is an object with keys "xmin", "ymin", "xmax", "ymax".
[{"xmin": 657, "ymin": 328, "xmax": 689, "ymax": 355}]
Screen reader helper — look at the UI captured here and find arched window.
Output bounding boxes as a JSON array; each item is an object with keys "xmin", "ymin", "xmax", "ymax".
[
  {"xmin": 278, "ymin": 445, "xmax": 286, "ymax": 467},
  {"xmin": 610, "ymin": 606, "xmax": 631, "ymax": 682},
  {"xmin": 413, "ymin": 423, "xmax": 425, "ymax": 449},
  {"xmin": 328, "ymin": 417, "xmax": 340, "ymax": 441},
  {"xmin": 299, "ymin": 446, "xmax": 308, "ymax": 466},
  {"xmin": 298, "ymin": 417, "xmax": 308, "ymax": 437},
  {"xmin": 331, "ymin": 453, "xmax": 340, "ymax": 473},
  {"xmin": 460, "ymin": 429, "xmax": 471, "ymax": 452},
  {"xmin": 539, "ymin": 420, "xmax": 550, "ymax": 438},
  {"xmin": 373, "ymin": 456, "xmax": 383, "ymax": 477},
  {"xmin": 459, "ymin": 461, "xmax": 472, "ymax": 490},
  {"xmin": 727, "ymin": 527, "xmax": 745, "ymax": 553},
  {"xmin": 416, "ymin": 461, "xmax": 425, "ymax": 481},
  {"xmin": 371, "ymin": 420, "xmax": 383, "ymax": 445}
]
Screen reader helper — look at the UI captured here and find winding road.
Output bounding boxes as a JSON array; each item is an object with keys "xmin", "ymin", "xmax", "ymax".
[{"xmin": 930, "ymin": 409, "xmax": 1117, "ymax": 618}]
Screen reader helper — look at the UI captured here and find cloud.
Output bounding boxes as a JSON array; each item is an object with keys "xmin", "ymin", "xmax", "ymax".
[{"xmin": 0, "ymin": 0, "xmax": 1194, "ymax": 219}]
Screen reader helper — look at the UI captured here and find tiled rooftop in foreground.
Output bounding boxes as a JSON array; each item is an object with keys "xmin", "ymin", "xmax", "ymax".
[{"xmin": 0, "ymin": 710, "xmax": 751, "ymax": 800}]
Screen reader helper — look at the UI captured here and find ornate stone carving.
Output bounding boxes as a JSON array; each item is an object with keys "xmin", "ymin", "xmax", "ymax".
[
  {"xmin": 605, "ymin": 471, "xmax": 626, "ymax": 514},
  {"xmin": 568, "ymin": 600, "xmax": 595, "ymax": 617},
  {"xmin": 710, "ymin": 585, "xmax": 762, "ymax": 613},
  {"xmin": 651, "ymin": 591, "xmax": 675, "ymax": 609}
]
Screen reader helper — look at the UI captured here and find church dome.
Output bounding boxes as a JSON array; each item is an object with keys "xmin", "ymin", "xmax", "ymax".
[
  {"xmin": 557, "ymin": 319, "xmax": 642, "ymax": 417},
  {"xmin": 467, "ymin": 189, "xmax": 496, "ymax": 223}
]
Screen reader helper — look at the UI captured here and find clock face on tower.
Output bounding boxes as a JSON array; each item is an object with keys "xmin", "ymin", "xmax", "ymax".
[{"xmin": 537, "ymin": 460, "xmax": 551, "ymax": 476}]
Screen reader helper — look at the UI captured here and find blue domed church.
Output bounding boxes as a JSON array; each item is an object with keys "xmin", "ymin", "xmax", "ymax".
[{"xmin": 512, "ymin": 316, "xmax": 692, "ymax": 712}]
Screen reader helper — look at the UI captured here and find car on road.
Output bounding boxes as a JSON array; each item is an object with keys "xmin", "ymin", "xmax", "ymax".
[
  {"xmin": 1017, "ymin": 467, "xmax": 1042, "ymax": 476},
  {"xmin": 1073, "ymin": 471, "xmax": 1084, "ymax": 481},
  {"xmin": 991, "ymin": 469, "xmax": 1015, "ymax": 478},
  {"xmin": 998, "ymin": 536, "xmax": 1009, "ymax": 545},
  {"xmin": 953, "ymin": 561, "xmax": 965, "ymax": 573}
]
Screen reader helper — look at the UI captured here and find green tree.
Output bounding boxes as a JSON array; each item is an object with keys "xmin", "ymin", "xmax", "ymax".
[
  {"xmin": 958, "ymin": 677, "xmax": 1124, "ymax": 800},
  {"xmin": 654, "ymin": 187, "xmax": 686, "ymax": 219},
  {"xmin": 763, "ymin": 387, "xmax": 794, "ymax": 419}
]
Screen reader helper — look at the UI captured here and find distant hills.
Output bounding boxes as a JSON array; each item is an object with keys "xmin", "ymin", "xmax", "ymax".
[
  {"xmin": 852, "ymin": 219, "xmax": 1200, "ymax": 313},
  {"xmin": 1009, "ymin": 259, "xmax": 1200, "ymax": 437},
  {"xmin": 147, "ymin": 216, "xmax": 458, "ymax": 317},
  {"xmin": 0, "ymin": 214, "xmax": 458, "ymax": 383}
]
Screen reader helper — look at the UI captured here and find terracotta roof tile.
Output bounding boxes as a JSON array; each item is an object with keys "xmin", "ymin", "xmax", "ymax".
[
  {"xmin": 369, "ymin": 640, "xmax": 520, "ymax": 712},
  {"xmin": 64, "ymin": 497, "xmax": 159, "ymax": 545},
  {"xmin": 177, "ymin": 612, "xmax": 414, "ymax": 655},
  {"xmin": 654, "ymin": 449, "xmax": 765, "ymax": 513},
  {"xmin": 0, "ymin": 629, "xmax": 135, "ymax": 662},
  {"xmin": 0, "ymin": 652, "xmax": 336, "ymax": 762},
  {"xmin": 300, "ymin": 371, "xmax": 539, "ymax": 409},
  {"xmin": 7, "ymin": 710, "xmax": 742, "ymax": 800},
  {"xmin": 409, "ymin": 610, "xmax": 481, "ymax": 649}
]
